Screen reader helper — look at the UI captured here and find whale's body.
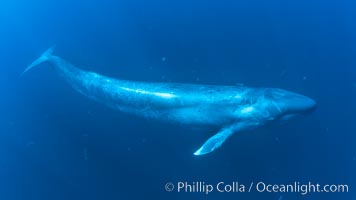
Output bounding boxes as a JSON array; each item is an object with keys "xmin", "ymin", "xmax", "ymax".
[{"xmin": 23, "ymin": 47, "xmax": 316, "ymax": 155}]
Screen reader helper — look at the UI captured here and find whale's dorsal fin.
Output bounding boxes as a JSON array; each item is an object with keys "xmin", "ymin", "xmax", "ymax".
[{"xmin": 193, "ymin": 123, "xmax": 247, "ymax": 156}]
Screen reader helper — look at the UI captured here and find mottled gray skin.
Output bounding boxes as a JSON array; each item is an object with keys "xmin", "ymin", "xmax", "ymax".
[{"xmin": 23, "ymin": 47, "xmax": 316, "ymax": 156}]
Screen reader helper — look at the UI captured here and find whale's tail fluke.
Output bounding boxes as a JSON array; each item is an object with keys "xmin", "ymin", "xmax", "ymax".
[{"xmin": 21, "ymin": 46, "xmax": 56, "ymax": 76}]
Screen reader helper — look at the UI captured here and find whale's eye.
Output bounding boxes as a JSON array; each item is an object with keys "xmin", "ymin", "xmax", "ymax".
[
  {"xmin": 241, "ymin": 99, "xmax": 249, "ymax": 105},
  {"xmin": 241, "ymin": 98, "xmax": 255, "ymax": 106}
]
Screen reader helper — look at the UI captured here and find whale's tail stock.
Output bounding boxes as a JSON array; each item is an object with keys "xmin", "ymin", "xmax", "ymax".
[{"xmin": 21, "ymin": 46, "xmax": 56, "ymax": 76}]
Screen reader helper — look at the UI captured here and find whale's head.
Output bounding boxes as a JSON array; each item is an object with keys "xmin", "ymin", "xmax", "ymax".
[{"xmin": 264, "ymin": 88, "xmax": 316, "ymax": 121}]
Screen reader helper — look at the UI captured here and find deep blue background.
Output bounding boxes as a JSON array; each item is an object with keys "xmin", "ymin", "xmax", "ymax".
[{"xmin": 0, "ymin": 0, "xmax": 355, "ymax": 199}]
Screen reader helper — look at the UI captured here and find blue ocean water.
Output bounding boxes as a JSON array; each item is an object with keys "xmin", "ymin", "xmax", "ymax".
[{"xmin": 0, "ymin": 0, "xmax": 355, "ymax": 199}]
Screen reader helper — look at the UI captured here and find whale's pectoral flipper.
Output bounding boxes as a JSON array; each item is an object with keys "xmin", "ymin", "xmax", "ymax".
[{"xmin": 193, "ymin": 123, "xmax": 248, "ymax": 156}]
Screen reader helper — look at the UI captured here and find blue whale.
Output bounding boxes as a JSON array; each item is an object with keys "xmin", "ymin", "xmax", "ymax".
[{"xmin": 22, "ymin": 47, "xmax": 316, "ymax": 156}]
